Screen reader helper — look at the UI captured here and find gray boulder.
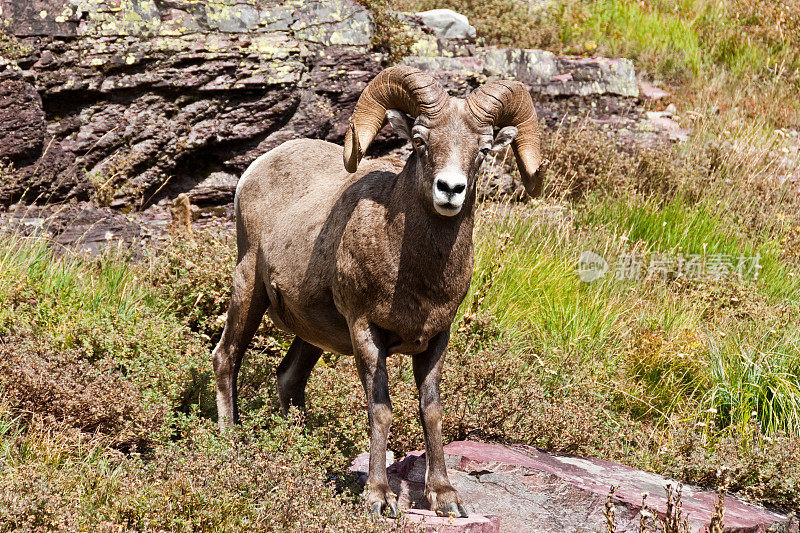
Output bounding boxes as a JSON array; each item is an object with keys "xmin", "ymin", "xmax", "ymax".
[
  {"xmin": 415, "ymin": 9, "xmax": 477, "ymax": 40},
  {"xmin": 403, "ymin": 51, "xmax": 639, "ymax": 98},
  {"xmin": 481, "ymin": 47, "xmax": 557, "ymax": 85}
]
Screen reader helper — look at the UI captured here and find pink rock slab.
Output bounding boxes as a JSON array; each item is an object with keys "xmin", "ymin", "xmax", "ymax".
[{"xmin": 351, "ymin": 441, "xmax": 797, "ymax": 533}]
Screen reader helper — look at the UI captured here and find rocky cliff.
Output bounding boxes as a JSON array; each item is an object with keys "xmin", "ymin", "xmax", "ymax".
[{"xmin": 0, "ymin": 0, "xmax": 645, "ymax": 211}]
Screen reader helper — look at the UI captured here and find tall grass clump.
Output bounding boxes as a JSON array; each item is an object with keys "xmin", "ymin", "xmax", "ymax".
[
  {"xmin": 704, "ymin": 331, "xmax": 800, "ymax": 436},
  {"xmin": 358, "ymin": 0, "xmax": 415, "ymax": 63},
  {"xmin": 580, "ymin": 0, "xmax": 705, "ymax": 79},
  {"xmin": 466, "ymin": 204, "xmax": 623, "ymax": 358}
]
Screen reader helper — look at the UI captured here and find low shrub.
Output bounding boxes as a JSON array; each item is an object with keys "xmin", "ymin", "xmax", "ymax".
[
  {"xmin": 0, "ymin": 236, "xmax": 209, "ymax": 411},
  {"xmin": 141, "ymin": 230, "xmax": 237, "ymax": 342},
  {"xmin": 0, "ymin": 412, "xmax": 391, "ymax": 531},
  {"xmin": 663, "ymin": 427, "xmax": 800, "ymax": 512},
  {"xmin": 0, "ymin": 338, "xmax": 166, "ymax": 451},
  {"xmin": 442, "ymin": 331, "xmax": 619, "ymax": 454}
]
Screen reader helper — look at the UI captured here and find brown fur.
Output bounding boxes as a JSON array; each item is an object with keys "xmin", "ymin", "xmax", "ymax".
[{"xmin": 213, "ymin": 93, "xmax": 533, "ymax": 519}]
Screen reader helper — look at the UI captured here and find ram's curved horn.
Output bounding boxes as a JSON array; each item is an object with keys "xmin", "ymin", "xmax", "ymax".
[
  {"xmin": 344, "ymin": 66, "xmax": 448, "ymax": 173},
  {"xmin": 466, "ymin": 80, "xmax": 545, "ymax": 196}
]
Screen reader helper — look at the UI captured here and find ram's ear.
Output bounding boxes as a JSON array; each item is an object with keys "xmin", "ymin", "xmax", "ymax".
[
  {"xmin": 386, "ymin": 109, "xmax": 413, "ymax": 142},
  {"xmin": 491, "ymin": 126, "xmax": 518, "ymax": 152}
]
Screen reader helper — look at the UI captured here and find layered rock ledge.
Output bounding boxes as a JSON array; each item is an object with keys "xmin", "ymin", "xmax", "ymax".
[{"xmin": 0, "ymin": 0, "xmax": 656, "ymax": 212}]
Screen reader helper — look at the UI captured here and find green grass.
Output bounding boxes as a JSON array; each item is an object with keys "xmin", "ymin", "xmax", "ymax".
[
  {"xmin": 466, "ymin": 214, "xmax": 620, "ymax": 356},
  {"xmin": 580, "ymin": 195, "xmax": 800, "ymax": 298},
  {"xmin": 581, "ymin": 196, "xmax": 742, "ymax": 255},
  {"xmin": 572, "ymin": 0, "xmax": 799, "ymax": 81},
  {"xmin": 578, "ymin": 0, "xmax": 706, "ymax": 78}
]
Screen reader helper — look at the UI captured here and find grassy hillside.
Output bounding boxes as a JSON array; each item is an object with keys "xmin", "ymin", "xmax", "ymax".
[
  {"xmin": 0, "ymin": 235, "xmax": 390, "ymax": 530},
  {"xmin": 2, "ymin": 0, "xmax": 800, "ymax": 529}
]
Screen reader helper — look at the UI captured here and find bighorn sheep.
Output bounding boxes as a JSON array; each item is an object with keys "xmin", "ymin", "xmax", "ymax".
[{"xmin": 212, "ymin": 66, "xmax": 544, "ymax": 517}]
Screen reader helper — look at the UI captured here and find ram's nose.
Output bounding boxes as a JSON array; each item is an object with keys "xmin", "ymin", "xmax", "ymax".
[{"xmin": 432, "ymin": 171, "xmax": 467, "ymax": 216}]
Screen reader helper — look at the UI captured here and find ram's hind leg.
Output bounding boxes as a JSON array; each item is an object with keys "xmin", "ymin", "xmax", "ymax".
[
  {"xmin": 213, "ymin": 252, "xmax": 268, "ymax": 428},
  {"xmin": 276, "ymin": 337, "xmax": 323, "ymax": 413}
]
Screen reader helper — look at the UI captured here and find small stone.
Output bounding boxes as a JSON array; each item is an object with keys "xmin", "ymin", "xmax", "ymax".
[
  {"xmin": 416, "ymin": 9, "xmax": 477, "ymax": 40},
  {"xmin": 639, "ymin": 81, "xmax": 670, "ymax": 100},
  {"xmin": 399, "ymin": 509, "xmax": 499, "ymax": 532},
  {"xmin": 665, "ymin": 103, "xmax": 678, "ymax": 116}
]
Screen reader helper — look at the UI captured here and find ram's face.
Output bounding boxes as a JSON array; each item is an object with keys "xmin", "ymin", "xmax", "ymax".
[
  {"xmin": 388, "ymin": 99, "xmax": 518, "ymax": 218},
  {"xmin": 413, "ymin": 101, "xmax": 485, "ymax": 217}
]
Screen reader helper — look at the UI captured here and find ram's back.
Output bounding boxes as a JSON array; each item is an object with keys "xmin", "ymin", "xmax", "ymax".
[{"xmin": 236, "ymin": 139, "xmax": 342, "ymax": 243}]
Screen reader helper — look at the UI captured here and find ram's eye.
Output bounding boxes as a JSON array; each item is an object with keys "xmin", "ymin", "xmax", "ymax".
[
  {"xmin": 479, "ymin": 147, "xmax": 491, "ymax": 157},
  {"xmin": 413, "ymin": 137, "xmax": 426, "ymax": 149}
]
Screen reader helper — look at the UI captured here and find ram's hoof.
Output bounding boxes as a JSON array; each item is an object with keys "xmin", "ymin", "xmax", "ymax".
[
  {"xmin": 367, "ymin": 485, "xmax": 399, "ymax": 518},
  {"xmin": 370, "ymin": 500, "xmax": 399, "ymax": 518},
  {"xmin": 429, "ymin": 485, "xmax": 468, "ymax": 518},
  {"xmin": 436, "ymin": 502, "xmax": 468, "ymax": 518},
  {"xmin": 368, "ymin": 500, "xmax": 399, "ymax": 518}
]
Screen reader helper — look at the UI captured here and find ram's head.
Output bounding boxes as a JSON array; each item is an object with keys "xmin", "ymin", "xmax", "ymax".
[{"xmin": 344, "ymin": 66, "xmax": 545, "ymax": 216}]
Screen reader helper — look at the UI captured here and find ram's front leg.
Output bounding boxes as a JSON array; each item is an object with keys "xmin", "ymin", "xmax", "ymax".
[
  {"xmin": 413, "ymin": 330, "xmax": 467, "ymax": 517},
  {"xmin": 351, "ymin": 318, "xmax": 398, "ymax": 517}
]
